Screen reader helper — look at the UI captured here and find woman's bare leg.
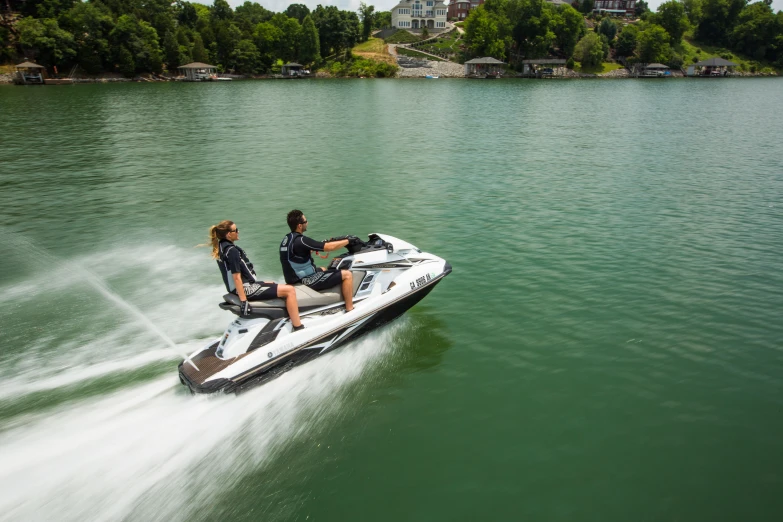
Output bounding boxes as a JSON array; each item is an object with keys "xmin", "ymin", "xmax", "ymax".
[
  {"xmin": 341, "ymin": 270, "xmax": 354, "ymax": 311},
  {"xmin": 278, "ymin": 285, "xmax": 302, "ymax": 327}
]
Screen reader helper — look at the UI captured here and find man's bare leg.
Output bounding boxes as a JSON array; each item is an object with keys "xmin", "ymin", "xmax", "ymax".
[
  {"xmin": 278, "ymin": 285, "xmax": 303, "ymax": 327},
  {"xmin": 341, "ymin": 270, "xmax": 354, "ymax": 311}
]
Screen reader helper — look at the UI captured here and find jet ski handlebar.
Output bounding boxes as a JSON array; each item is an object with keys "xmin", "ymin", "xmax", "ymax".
[
  {"xmin": 323, "ymin": 235, "xmax": 394, "ymax": 255},
  {"xmin": 323, "ymin": 235, "xmax": 367, "ymax": 253}
]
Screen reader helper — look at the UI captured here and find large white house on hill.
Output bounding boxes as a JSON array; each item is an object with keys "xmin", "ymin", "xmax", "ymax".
[{"xmin": 391, "ymin": 0, "xmax": 449, "ymax": 31}]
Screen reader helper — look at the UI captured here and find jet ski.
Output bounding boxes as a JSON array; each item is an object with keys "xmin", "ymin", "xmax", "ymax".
[{"xmin": 178, "ymin": 234, "xmax": 451, "ymax": 394}]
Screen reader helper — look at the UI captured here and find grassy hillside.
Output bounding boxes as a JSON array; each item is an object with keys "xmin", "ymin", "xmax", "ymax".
[
  {"xmin": 678, "ymin": 36, "xmax": 781, "ymax": 73},
  {"xmin": 351, "ymin": 38, "xmax": 397, "ymax": 66},
  {"xmin": 574, "ymin": 62, "xmax": 624, "ymax": 74},
  {"xmin": 385, "ymin": 30, "xmax": 422, "ymax": 44}
]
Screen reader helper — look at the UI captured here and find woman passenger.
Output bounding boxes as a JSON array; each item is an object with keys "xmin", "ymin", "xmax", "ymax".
[{"xmin": 208, "ymin": 220, "xmax": 304, "ymax": 331}]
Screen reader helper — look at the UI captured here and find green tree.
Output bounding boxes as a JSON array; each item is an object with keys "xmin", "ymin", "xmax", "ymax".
[
  {"xmin": 299, "ymin": 14, "xmax": 320, "ymax": 64},
  {"xmin": 285, "ymin": 3, "xmax": 311, "ymax": 23},
  {"xmin": 579, "ymin": 0, "xmax": 594, "ymax": 14},
  {"xmin": 214, "ymin": 21, "xmax": 242, "ymax": 66},
  {"xmin": 192, "ymin": 33, "xmax": 209, "ymax": 62},
  {"xmin": 730, "ymin": 2, "xmax": 778, "ymax": 60},
  {"xmin": 696, "ymin": 0, "xmax": 748, "ymax": 45},
  {"xmin": 635, "ymin": 0, "xmax": 650, "ymax": 16},
  {"xmin": 163, "ymin": 30, "xmax": 180, "ymax": 69},
  {"xmin": 175, "ymin": 26, "xmax": 193, "ymax": 65},
  {"xmin": 598, "ymin": 16, "xmax": 617, "ymax": 42},
  {"xmin": 59, "ymin": 1, "xmax": 115, "ymax": 73},
  {"xmin": 178, "ymin": 2, "xmax": 199, "ymax": 28},
  {"xmin": 229, "ymin": 38, "xmax": 259, "ymax": 72},
  {"xmin": 653, "ymin": 0, "xmax": 690, "ymax": 44},
  {"xmin": 23, "ymin": 0, "xmax": 75, "ymax": 19},
  {"xmin": 374, "ymin": 11, "xmax": 391, "ymax": 29},
  {"xmin": 118, "ymin": 45, "xmax": 135, "ymax": 76},
  {"xmin": 615, "ymin": 24, "xmax": 638, "ymax": 56},
  {"xmin": 211, "ymin": 0, "xmax": 234, "ymax": 22},
  {"xmin": 17, "ymin": 17, "xmax": 76, "ymax": 67},
  {"xmin": 636, "ymin": 24, "xmax": 673, "ymax": 63},
  {"xmin": 574, "ymin": 31, "xmax": 604, "ymax": 66},
  {"xmin": 311, "ymin": 5, "xmax": 360, "ymax": 57},
  {"xmin": 682, "ymin": 0, "xmax": 704, "ymax": 25},
  {"xmin": 235, "ymin": 2, "xmax": 274, "ymax": 34},
  {"xmin": 270, "ymin": 13, "xmax": 301, "ymax": 61},
  {"xmin": 111, "ymin": 14, "xmax": 163, "ymax": 73},
  {"xmin": 358, "ymin": 2, "xmax": 375, "ymax": 42},
  {"xmin": 508, "ymin": 0, "xmax": 556, "ymax": 60},
  {"xmin": 254, "ymin": 20, "xmax": 283, "ymax": 69},
  {"xmin": 464, "ymin": 5, "xmax": 508, "ymax": 59},
  {"xmin": 552, "ymin": 4, "xmax": 585, "ymax": 58}
]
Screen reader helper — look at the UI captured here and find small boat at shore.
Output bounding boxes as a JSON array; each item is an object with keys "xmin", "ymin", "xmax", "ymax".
[{"xmin": 425, "ymin": 74, "xmax": 439, "ymax": 79}]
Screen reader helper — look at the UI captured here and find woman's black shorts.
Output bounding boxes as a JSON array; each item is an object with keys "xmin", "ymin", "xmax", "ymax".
[
  {"xmin": 300, "ymin": 269, "xmax": 343, "ymax": 291},
  {"xmin": 242, "ymin": 282, "xmax": 279, "ymax": 301}
]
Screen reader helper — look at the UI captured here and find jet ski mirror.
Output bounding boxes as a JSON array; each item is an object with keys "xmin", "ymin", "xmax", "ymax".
[{"xmin": 386, "ymin": 243, "xmax": 394, "ymax": 253}]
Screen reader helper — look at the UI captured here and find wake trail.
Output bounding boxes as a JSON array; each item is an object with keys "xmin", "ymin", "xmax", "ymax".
[{"xmin": 0, "ymin": 327, "xmax": 400, "ymax": 522}]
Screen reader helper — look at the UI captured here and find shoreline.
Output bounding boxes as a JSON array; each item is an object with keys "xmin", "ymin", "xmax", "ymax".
[{"xmin": 1, "ymin": 69, "xmax": 779, "ymax": 85}]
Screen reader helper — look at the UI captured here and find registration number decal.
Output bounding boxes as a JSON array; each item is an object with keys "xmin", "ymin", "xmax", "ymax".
[{"xmin": 409, "ymin": 273, "xmax": 432, "ymax": 290}]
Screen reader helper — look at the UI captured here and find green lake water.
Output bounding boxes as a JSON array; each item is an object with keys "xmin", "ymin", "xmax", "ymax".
[{"xmin": 1, "ymin": 78, "xmax": 782, "ymax": 521}]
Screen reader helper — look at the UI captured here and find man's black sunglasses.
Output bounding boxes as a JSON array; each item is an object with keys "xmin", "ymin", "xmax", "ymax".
[{"xmin": 299, "ymin": 220, "xmax": 308, "ymax": 225}]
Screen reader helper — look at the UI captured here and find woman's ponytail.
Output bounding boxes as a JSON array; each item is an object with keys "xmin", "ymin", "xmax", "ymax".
[{"xmin": 199, "ymin": 220, "xmax": 234, "ymax": 259}]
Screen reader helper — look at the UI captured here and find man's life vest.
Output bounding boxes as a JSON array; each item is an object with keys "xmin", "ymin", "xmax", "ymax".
[{"xmin": 279, "ymin": 232, "xmax": 317, "ymax": 283}]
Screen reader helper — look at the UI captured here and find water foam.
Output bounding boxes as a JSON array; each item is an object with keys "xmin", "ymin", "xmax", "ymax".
[
  {"xmin": 0, "ymin": 240, "xmax": 406, "ymax": 520},
  {"xmin": 0, "ymin": 326, "xmax": 400, "ymax": 522},
  {"xmin": 0, "ymin": 243, "xmax": 253, "ymax": 391}
]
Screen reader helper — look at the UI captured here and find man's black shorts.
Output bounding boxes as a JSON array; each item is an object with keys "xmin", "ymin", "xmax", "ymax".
[
  {"xmin": 300, "ymin": 269, "xmax": 343, "ymax": 291},
  {"xmin": 242, "ymin": 282, "xmax": 278, "ymax": 301}
]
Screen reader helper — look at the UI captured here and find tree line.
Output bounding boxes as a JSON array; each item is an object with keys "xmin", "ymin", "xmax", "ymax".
[
  {"xmin": 463, "ymin": 0, "xmax": 782, "ymax": 69},
  {"xmin": 0, "ymin": 0, "xmax": 390, "ymax": 75}
]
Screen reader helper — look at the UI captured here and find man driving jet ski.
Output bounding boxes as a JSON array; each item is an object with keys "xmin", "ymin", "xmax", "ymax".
[{"xmin": 280, "ymin": 210, "xmax": 356, "ymax": 312}]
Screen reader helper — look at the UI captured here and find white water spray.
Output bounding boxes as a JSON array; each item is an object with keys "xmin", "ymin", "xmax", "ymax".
[
  {"xmin": 0, "ymin": 231, "xmax": 198, "ymax": 370},
  {"xmin": 0, "ymin": 326, "xmax": 402, "ymax": 522}
]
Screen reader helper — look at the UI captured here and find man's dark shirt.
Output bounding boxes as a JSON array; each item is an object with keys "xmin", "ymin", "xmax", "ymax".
[{"xmin": 280, "ymin": 233, "xmax": 326, "ymax": 284}]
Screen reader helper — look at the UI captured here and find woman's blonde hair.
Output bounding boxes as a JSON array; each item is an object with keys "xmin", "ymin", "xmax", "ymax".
[{"xmin": 203, "ymin": 220, "xmax": 235, "ymax": 259}]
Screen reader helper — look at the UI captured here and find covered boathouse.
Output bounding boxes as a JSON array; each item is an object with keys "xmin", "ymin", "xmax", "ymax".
[
  {"xmin": 687, "ymin": 57, "xmax": 739, "ymax": 77},
  {"xmin": 13, "ymin": 61, "xmax": 45, "ymax": 85},
  {"xmin": 464, "ymin": 57, "xmax": 506, "ymax": 78},
  {"xmin": 178, "ymin": 62, "xmax": 217, "ymax": 81},
  {"xmin": 280, "ymin": 63, "xmax": 312, "ymax": 78},
  {"xmin": 521, "ymin": 58, "xmax": 567, "ymax": 77}
]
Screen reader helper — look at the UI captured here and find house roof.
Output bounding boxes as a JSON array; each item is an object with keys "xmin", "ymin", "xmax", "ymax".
[
  {"xmin": 283, "ymin": 63, "xmax": 303, "ymax": 67},
  {"xmin": 645, "ymin": 63, "xmax": 669, "ymax": 69},
  {"xmin": 178, "ymin": 62, "xmax": 216, "ymax": 69},
  {"xmin": 522, "ymin": 58, "xmax": 567, "ymax": 64},
  {"xmin": 464, "ymin": 57, "xmax": 505, "ymax": 64},
  {"xmin": 16, "ymin": 61, "xmax": 44, "ymax": 68},
  {"xmin": 694, "ymin": 57, "xmax": 738, "ymax": 67}
]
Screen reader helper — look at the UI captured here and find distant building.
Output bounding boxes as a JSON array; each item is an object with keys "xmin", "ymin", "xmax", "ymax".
[
  {"xmin": 594, "ymin": 0, "xmax": 636, "ymax": 16},
  {"xmin": 447, "ymin": 0, "xmax": 481, "ymax": 21},
  {"xmin": 391, "ymin": 0, "xmax": 449, "ymax": 31}
]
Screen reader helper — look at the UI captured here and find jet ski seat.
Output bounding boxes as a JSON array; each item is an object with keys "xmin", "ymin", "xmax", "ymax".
[{"xmin": 220, "ymin": 271, "xmax": 365, "ymax": 318}]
